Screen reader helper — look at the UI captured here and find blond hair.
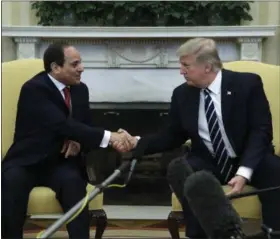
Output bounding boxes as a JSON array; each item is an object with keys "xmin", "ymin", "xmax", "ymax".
[{"xmin": 176, "ymin": 38, "xmax": 222, "ymax": 72}]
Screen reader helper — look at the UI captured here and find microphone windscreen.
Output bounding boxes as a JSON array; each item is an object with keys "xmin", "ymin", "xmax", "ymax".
[
  {"xmin": 166, "ymin": 157, "xmax": 194, "ymax": 201},
  {"xmin": 184, "ymin": 171, "xmax": 244, "ymax": 239}
]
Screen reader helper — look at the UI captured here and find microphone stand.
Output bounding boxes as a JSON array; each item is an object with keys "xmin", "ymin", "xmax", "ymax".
[
  {"xmin": 227, "ymin": 186, "xmax": 280, "ymax": 239},
  {"xmin": 37, "ymin": 159, "xmax": 137, "ymax": 239},
  {"xmin": 261, "ymin": 224, "xmax": 280, "ymax": 239}
]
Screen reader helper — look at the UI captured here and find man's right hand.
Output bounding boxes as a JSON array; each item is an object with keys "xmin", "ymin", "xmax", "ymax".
[{"xmin": 110, "ymin": 129, "xmax": 138, "ymax": 152}]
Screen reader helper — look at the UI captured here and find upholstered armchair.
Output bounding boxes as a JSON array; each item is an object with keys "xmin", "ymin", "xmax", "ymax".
[
  {"xmin": 2, "ymin": 59, "xmax": 107, "ymax": 238},
  {"xmin": 167, "ymin": 61, "xmax": 280, "ymax": 239}
]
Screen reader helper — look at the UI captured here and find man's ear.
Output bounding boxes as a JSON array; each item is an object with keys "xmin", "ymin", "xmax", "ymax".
[
  {"xmin": 51, "ymin": 62, "xmax": 60, "ymax": 74},
  {"xmin": 205, "ymin": 64, "xmax": 212, "ymax": 73}
]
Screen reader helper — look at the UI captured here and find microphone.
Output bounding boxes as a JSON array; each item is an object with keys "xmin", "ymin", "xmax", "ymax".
[
  {"xmin": 228, "ymin": 185, "xmax": 280, "ymax": 200},
  {"xmin": 131, "ymin": 138, "xmax": 148, "ymax": 159},
  {"xmin": 166, "ymin": 156, "xmax": 194, "ymax": 201},
  {"xmin": 124, "ymin": 158, "xmax": 137, "ymax": 184},
  {"xmin": 122, "ymin": 139, "xmax": 149, "ymax": 184},
  {"xmin": 184, "ymin": 171, "xmax": 245, "ymax": 239}
]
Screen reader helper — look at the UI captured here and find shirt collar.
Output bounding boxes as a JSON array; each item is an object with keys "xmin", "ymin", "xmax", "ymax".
[
  {"xmin": 207, "ymin": 70, "xmax": 222, "ymax": 95},
  {"xmin": 48, "ymin": 74, "xmax": 66, "ymax": 92}
]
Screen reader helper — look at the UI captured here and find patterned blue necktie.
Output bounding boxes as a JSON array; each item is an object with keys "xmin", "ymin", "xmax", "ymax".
[{"xmin": 203, "ymin": 88, "xmax": 233, "ymax": 183}]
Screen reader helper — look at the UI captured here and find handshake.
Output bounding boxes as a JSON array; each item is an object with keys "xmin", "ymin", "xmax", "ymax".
[{"xmin": 109, "ymin": 128, "xmax": 138, "ymax": 153}]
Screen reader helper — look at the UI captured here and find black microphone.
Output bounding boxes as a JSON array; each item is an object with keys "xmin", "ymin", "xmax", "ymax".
[
  {"xmin": 166, "ymin": 156, "xmax": 194, "ymax": 202},
  {"xmin": 124, "ymin": 158, "xmax": 137, "ymax": 184},
  {"xmin": 184, "ymin": 171, "xmax": 246, "ymax": 239},
  {"xmin": 131, "ymin": 138, "xmax": 148, "ymax": 159},
  {"xmin": 228, "ymin": 185, "xmax": 280, "ymax": 200},
  {"xmin": 123, "ymin": 138, "xmax": 149, "ymax": 184}
]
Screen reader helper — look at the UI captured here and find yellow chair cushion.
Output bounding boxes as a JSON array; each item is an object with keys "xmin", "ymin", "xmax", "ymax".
[
  {"xmin": 27, "ymin": 184, "xmax": 103, "ymax": 215},
  {"xmin": 222, "ymin": 185, "xmax": 262, "ymax": 219},
  {"xmin": 171, "ymin": 185, "xmax": 262, "ymax": 219}
]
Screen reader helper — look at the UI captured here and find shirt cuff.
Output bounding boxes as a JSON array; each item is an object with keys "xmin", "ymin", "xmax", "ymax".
[
  {"xmin": 99, "ymin": 130, "xmax": 111, "ymax": 148},
  {"xmin": 236, "ymin": 166, "xmax": 253, "ymax": 181}
]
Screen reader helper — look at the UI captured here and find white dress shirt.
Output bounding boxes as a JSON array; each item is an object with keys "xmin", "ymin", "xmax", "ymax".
[
  {"xmin": 48, "ymin": 74, "xmax": 111, "ymax": 148},
  {"xmin": 198, "ymin": 70, "xmax": 253, "ymax": 181}
]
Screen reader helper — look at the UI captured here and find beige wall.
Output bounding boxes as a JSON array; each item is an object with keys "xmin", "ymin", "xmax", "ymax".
[
  {"xmin": 242, "ymin": 1, "xmax": 280, "ymax": 65},
  {"xmin": 1, "ymin": 37, "xmax": 16, "ymax": 62},
  {"xmin": 2, "ymin": 1, "xmax": 38, "ymax": 26},
  {"xmin": 2, "ymin": 1, "xmax": 280, "ymax": 64},
  {"xmin": 1, "ymin": 1, "xmax": 38, "ymax": 62},
  {"xmin": 257, "ymin": 2, "xmax": 280, "ymax": 65}
]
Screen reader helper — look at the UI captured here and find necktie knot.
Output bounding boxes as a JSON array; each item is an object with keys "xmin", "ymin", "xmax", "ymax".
[
  {"xmin": 63, "ymin": 86, "xmax": 70, "ymax": 95},
  {"xmin": 203, "ymin": 88, "xmax": 211, "ymax": 96}
]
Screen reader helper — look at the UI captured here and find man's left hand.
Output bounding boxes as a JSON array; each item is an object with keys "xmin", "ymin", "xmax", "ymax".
[
  {"xmin": 226, "ymin": 175, "xmax": 247, "ymax": 197},
  {"xmin": 61, "ymin": 140, "xmax": 81, "ymax": 158}
]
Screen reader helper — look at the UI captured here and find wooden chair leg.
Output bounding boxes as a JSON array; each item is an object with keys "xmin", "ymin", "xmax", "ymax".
[
  {"xmin": 167, "ymin": 211, "xmax": 184, "ymax": 239},
  {"xmin": 90, "ymin": 209, "xmax": 107, "ymax": 239}
]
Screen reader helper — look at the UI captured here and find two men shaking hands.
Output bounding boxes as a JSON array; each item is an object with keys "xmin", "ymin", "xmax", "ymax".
[
  {"xmin": 110, "ymin": 129, "xmax": 138, "ymax": 153},
  {"xmin": 59, "ymin": 128, "xmax": 138, "ymax": 159}
]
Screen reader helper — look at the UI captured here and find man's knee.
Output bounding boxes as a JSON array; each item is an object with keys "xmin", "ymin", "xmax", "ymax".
[
  {"xmin": 253, "ymin": 153, "xmax": 280, "ymax": 186},
  {"xmin": 2, "ymin": 167, "xmax": 33, "ymax": 191},
  {"xmin": 54, "ymin": 170, "xmax": 87, "ymax": 207},
  {"xmin": 54, "ymin": 168, "xmax": 87, "ymax": 196},
  {"xmin": 63, "ymin": 169, "xmax": 85, "ymax": 184}
]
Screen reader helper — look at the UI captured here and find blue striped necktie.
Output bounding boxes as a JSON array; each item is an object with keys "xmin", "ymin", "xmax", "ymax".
[{"xmin": 203, "ymin": 88, "xmax": 233, "ymax": 183}]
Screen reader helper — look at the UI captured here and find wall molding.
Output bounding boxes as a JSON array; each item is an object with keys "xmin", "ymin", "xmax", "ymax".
[
  {"xmin": 2, "ymin": 25, "xmax": 277, "ymax": 38},
  {"xmin": 2, "ymin": 25, "xmax": 277, "ymax": 63}
]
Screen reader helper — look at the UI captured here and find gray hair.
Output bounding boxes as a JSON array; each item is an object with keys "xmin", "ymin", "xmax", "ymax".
[{"xmin": 176, "ymin": 38, "xmax": 222, "ymax": 72}]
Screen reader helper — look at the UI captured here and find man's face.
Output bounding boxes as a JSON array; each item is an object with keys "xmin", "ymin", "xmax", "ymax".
[
  {"xmin": 56, "ymin": 46, "xmax": 84, "ymax": 85},
  {"xmin": 179, "ymin": 54, "xmax": 208, "ymax": 88}
]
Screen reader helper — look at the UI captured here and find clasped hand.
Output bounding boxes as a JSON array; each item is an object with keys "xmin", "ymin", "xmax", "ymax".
[{"xmin": 110, "ymin": 128, "xmax": 138, "ymax": 152}]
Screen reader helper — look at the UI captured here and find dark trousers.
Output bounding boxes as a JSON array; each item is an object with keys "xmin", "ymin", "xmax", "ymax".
[
  {"xmin": 1, "ymin": 158, "xmax": 89, "ymax": 239},
  {"xmin": 167, "ymin": 153, "xmax": 280, "ymax": 238}
]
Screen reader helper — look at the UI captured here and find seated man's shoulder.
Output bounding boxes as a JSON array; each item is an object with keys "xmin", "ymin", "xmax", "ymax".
[
  {"xmin": 173, "ymin": 82, "xmax": 188, "ymax": 95},
  {"xmin": 23, "ymin": 71, "xmax": 45, "ymax": 84},
  {"xmin": 229, "ymin": 69, "xmax": 262, "ymax": 85},
  {"xmin": 77, "ymin": 81, "xmax": 88, "ymax": 90},
  {"xmin": 22, "ymin": 71, "xmax": 48, "ymax": 90},
  {"xmin": 70, "ymin": 81, "xmax": 89, "ymax": 95}
]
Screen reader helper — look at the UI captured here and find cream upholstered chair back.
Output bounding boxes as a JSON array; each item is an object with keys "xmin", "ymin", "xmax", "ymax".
[
  {"xmin": 223, "ymin": 61, "xmax": 280, "ymax": 156},
  {"xmin": 2, "ymin": 59, "xmax": 44, "ymax": 159}
]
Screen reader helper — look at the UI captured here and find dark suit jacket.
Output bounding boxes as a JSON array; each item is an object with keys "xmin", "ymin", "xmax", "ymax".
[
  {"xmin": 2, "ymin": 72, "xmax": 105, "ymax": 171},
  {"xmin": 138, "ymin": 69, "xmax": 273, "ymax": 171}
]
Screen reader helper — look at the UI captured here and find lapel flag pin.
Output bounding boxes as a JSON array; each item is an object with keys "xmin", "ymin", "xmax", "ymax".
[{"xmin": 227, "ymin": 91, "xmax": 231, "ymax": 95}]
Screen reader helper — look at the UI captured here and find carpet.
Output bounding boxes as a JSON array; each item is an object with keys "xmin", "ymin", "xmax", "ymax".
[
  {"xmin": 24, "ymin": 218, "xmax": 261, "ymax": 238},
  {"xmin": 24, "ymin": 227, "xmax": 185, "ymax": 238}
]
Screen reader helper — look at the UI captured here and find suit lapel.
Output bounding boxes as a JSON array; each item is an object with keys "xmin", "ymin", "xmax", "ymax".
[
  {"xmin": 221, "ymin": 69, "xmax": 235, "ymax": 132},
  {"xmin": 43, "ymin": 73, "xmax": 69, "ymax": 114},
  {"xmin": 184, "ymin": 86, "xmax": 200, "ymax": 133},
  {"xmin": 69, "ymin": 86, "xmax": 79, "ymax": 119}
]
